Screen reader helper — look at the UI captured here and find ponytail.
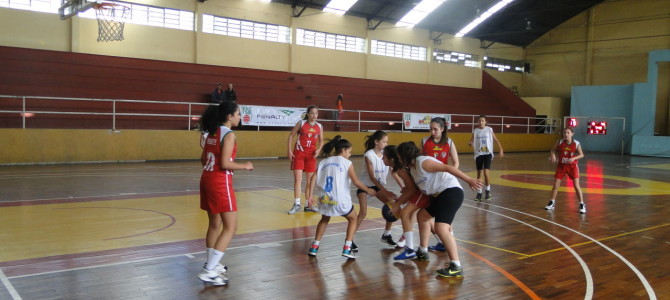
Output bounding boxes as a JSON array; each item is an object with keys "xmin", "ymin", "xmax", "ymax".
[
  {"xmin": 322, "ymin": 135, "xmax": 352, "ymax": 157},
  {"xmin": 364, "ymin": 130, "xmax": 387, "ymax": 151}
]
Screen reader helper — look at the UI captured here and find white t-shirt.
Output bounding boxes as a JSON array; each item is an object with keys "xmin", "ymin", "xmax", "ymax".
[
  {"xmin": 360, "ymin": 149, "xmax": 389, "ymax": 187},
  {"xmin": 410, "ymin": 156, "xmax": 462, "ymax": 196},
  {"xmin": 473, "ymin": 126, "xmax": 495, "ymax": 158},
  {"xmin": 315, "ymin": 156, "xmax": 354, "ymax": 217}
]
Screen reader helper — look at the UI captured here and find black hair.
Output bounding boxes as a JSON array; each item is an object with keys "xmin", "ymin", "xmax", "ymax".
[
  {"xmin": 364, "ymin": 130, "xmax": 387, "ymax": 151},
  {"xmin": 322, "ymin": 135, "xmax": 352, "ymax": 157},
  {"xmin": 303, "ymin": 105, "xmax": 318, "ymax": 120},
  {"xmin": 199, "ymin": 101, "xmax": 239, "ymax": 135},
  {"xmin": 383, "ymin": 145, "xmax": 402, "ymax": 172},
  {"xmin": 430, "ymin": 117, "xmax": 448, "ymax": 145},
  {"xmin": 396, "ymin": 141, "xmax": 421, "ymax": 169},
  {"xmin": 479, "ymin": 115, "xmax": 487, "ymax": 120}
]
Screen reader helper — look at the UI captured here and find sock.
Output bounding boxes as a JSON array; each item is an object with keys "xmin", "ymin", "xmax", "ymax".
[
  {"xmin": 344, "ymin": 240, "xmax": 352, "ymax": 247},
  {"xmin": 433, "ymin": 233, "xmax": 441, "ymax": 243},
  {"xmin": 204, "ymin": 248, "xmax": 213, "ymax": 268},
  {"xmin": 485, "ymin": 185, "xmax": 491, "ymax": 191},
  {"xmin": 451, "ymin": 260, "xmax": 461, "ymax": 267},
  {"xmin": 477, "ymin": 188, "xmax": 482, "ymax": 194},
  {"xmin": 419, "ymin": 247, "xmax": 427, "ymax": 253},
  {"xmin": 205, "ymin": 249, "xmax": 224, "ymax": 271},
  {"xmin": 384, "ymin": 230, "xmax": 392, "ymax": 236},
  {"xmin": 294, "ymin": 198, "xmax": 301, "ymax": 205},
  {"xmin": 312, "ymin": 240, "xmax": 320, "ymax": 246},
  {"xmin": 404, "ymin": 231, "xmax": 414, "ymax": 250}
]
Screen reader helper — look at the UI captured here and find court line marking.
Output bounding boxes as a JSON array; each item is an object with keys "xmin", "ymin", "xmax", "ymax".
[
  {"xmin": 461, "ymin": 247, "xmax": 541, "ymax": 300},
  {"xmin": 521, "ymin": 223, "xmax": 670, "ymax": 258},
  {"xmin": 482, "ymin": 202, "xmax": 657, "ymax": 300},
  {"xmin": 0, "ymin": 267, "xmax": 22, "ymax": 300},
  {"xmin": 457, "ymin": 239, "xmax": 531, "ymax": 257},
  {"xmin": 465, "ymin": 204, "xmax": 594, "ymax": 300}
]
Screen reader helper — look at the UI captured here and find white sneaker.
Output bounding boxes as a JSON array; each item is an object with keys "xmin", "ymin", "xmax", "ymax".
[
  {"xmin": 395, "ymin": 235, "xmax": 406, "ymax": 249},
  {"xmin": 579, "ymin": 203, "xmax": 586, "ymax": 214},
  {"xmin": 197, "ymin": 268, "xmax": 228, "ymax": 286},
  {"xmin": 203, "ymin": 263, "xmax": 227, "ymax": 276},
  {"xmin": 545, "ymin": 200, "xmax": 555, "ymax": 210},
  {"xmin": 288, "ymin": 203, "xmax": 301, "ymax": 215}
]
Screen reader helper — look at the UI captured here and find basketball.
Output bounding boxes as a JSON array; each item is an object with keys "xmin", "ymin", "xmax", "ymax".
[{"xmin": 382, "ymin": 204, "xmax": 398, "ymax": 222}]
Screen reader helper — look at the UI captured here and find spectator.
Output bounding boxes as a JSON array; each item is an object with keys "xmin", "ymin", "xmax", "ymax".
[
  {"xmin": 335, "ymin": 94, "xmax": 344, "ymax": 130},
  {"xmin": 211, "ymin": 83, "xmax": 225, "ymax": 104},
  {"xmin": 224, "ymin": 83, "xmax": 237, "ymax": 102}
]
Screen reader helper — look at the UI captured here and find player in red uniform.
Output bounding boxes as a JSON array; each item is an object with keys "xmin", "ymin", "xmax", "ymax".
[
  {"xmin": 287, "ymin": 105, "xmax": 324, "ymax": 214},
  {"xmin": 545, "ymin": 127, "xmax": 586, "ymax": 213},
  {"xmin": 197, "ymin": 102, "xmax": 254, "ymax": 285},
  {"xmin": 421, "ymin": 117, "xmax": 459, "ymax": 253}
]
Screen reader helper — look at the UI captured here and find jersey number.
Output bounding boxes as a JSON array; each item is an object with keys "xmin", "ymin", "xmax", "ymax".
[
  {"xmin": 324, "ymin": 176, "xmax": 333, "ymax": 192},
  {"xmin": 204, "ymin": 152, "xmax": 216, "ymax": 171}
]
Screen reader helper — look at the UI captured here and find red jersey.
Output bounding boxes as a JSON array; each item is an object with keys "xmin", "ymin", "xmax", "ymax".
[
  {"xmin": 557, "ymin": 139, "xmax": 580, "ymax": 165},
  {"xmin": 203, "ymin": 126, "xmax": 237, "ymax": 174},
  {"xmin": 422, "ymin": 137, "xmax": 452, "ymax": 164},
  {"xmin": 295, "ymin": 120, "xmax": 322, "ymax": 153}
]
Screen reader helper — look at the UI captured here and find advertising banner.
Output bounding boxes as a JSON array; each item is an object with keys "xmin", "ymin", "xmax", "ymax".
[
  {"xmin": 240, "ymin": 105, "xmax": 305, "ymax": 127},
  {"xmin": 403, "ymin": 113, "xmax": 451, "ymax": 130}
]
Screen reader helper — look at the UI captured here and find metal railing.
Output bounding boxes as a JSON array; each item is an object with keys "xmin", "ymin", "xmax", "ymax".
[{"xmin": 0, "ymin": 95, "xmax": 561, "ymax": 133}]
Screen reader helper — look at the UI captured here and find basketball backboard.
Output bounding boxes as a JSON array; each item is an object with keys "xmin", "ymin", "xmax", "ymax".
[{"xmin": 59, "ymin": 0, "xmax": 99, "ymax": 20}]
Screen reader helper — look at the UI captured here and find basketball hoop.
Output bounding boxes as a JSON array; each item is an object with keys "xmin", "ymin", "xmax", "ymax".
[{"xmin": 94, "ymin": 3, "xmax": 130, "ymax": 42}]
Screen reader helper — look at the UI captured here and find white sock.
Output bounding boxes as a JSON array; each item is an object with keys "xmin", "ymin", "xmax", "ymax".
[
  {"xmin": 485, "ymin": 185, "xmax": 491, "ymax": 191},
  {"xmin": 313, "ymin": 240, "xmax": 320, "ymax": 246},
  {"xmin": 344, "ymin": 240, "xmax": 352, "ymax": 247},
  {"xmin": 404, "ymin": 231, "xmax": 414, "ymax": 249},
  {"xmin": 477, "ymin": 188, "xmax": 482, "ymax": 193},
  {"xmin": 384, "ymin": 230, "xmax": 391, "ymax": 236},
  {"xmin": 294, "ymin": 198, "xmax": 301, "ymax": 205},
  {"xmin": 205, "ymin": 249, "xmax": 224, "ymax": 271},
  {"xmin": 451, "ymin": 260, "xmax": 461, "ymax": 267},
  {"xmin": 419, "ymin": 246, "xmax": 427, "ymax": 253}
]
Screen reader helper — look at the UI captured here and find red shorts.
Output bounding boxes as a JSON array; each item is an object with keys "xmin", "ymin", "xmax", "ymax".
[
  {"xmin": 291, "ymin": 150, "xmax": 317, "ymax": 173},
  {"xmin": 200, "ymin": 171, "xmax": 237, "ymax": 214},
  {"xmin": 555, "ymin": 163, "xmax": 579, "ymax": 180},
  {"xmin": 408, "ymin": 192, "xmax": 431, "ymax": 209}
]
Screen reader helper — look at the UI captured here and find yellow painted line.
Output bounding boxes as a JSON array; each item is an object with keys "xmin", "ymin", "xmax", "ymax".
[
  {"xmin": 456, "ymin": 239, "xmax": 531, "ymax": 258},
  {"xmin": 632, "ymin": 163, "xmax": 670, "ymax": 170},
  {"xmin": 466, "ymin": 170, "xmax": 670, "ymax": 195},
  {"xmin": 520, "ymin": 223, "xmax": 670, "ymax": 259}
]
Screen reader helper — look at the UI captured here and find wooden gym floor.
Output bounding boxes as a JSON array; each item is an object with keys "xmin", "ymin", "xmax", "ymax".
[{"xmin": 0, "ymin": 152, "xmax": 669, "ymax": 299}]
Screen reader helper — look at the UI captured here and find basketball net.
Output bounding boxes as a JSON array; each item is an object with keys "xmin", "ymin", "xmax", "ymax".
[{"xmin": 94, "ymin": 3, "xmax": 130, "ymax": 42}]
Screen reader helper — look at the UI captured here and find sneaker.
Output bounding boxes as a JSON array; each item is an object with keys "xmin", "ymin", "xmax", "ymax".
[
  {"xmin": 416, "ymin": 249, "xmax": 429, "ymax": 261},
  {"xmin": 308, "ymin": 242, "xmax": 319, "ymax": 256},
  {"xmin": 435, "ymin": 262, "xmax": 463, "ymax": 278},
  {"xmin": 544, "ymin": 200, "xmax": 555, "ymax": 210},
  {"xmin": 485, "ymin": 191, "xmax": 492, "ymax": 200},
  {"xmin": 393, "ymin": 247, "xmax": 416, "ymax": 260},
  {"xmin": 197, "ymin": 268, "xmax": 228, "ymax": 285},
  {"xmin": 428, "ymin": 242, "xmax": 446, "ymax": 252},
  {"xmin": 475, "ymin": 193, "xmax": 482, "ymax": 201},
  {"xmin": 351, "ymin": 242, "xmax": 359, "ymax": 252},
  {"xmin": 380, "ymin": 234, "xmax": 397, "ymax": 247},
  {"xmin": 288, "ymin": 203, "xmax": 301, "ymax": 215},
  {"xmin": 304, "ymin": 206, "xmax": 319, "ymax": 213},
  {"xmin": 579, "ymin": 203, "xmax": 586, "ymax": 214},
  {"xmin": 203, "ymin": 263, "xmax": 228, "ymax": 276},
  {"xmin": 342, "ymin": 245, "xmax": 356, "ymax": 259},
  {"xmin": 395, "ymin": 235, "xmax": 406, "ymax": 248}
]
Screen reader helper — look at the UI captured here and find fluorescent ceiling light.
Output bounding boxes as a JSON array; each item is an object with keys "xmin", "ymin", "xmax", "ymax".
[
  {"xmin": 396, "ymin": 0, "xmax": 446, "ymax": 28},
  {"xmin": 323, "ymin": 0, "xmax": 358, "ymax": 15},
  {"xmin": 455, "ymin": 0, "xmax": 514, "ymax": 37}
]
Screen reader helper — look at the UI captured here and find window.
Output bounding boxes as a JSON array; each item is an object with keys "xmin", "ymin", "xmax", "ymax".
[
  {"xmin": 295, "ymin": 29, "xmax": 365, "ymax": 53},
  {"xmin": 0, "ymin": 0, "xmax": 61, "ymax": 13},
  {"xmin": 202, "ymin": 15, "xmax": 290, "ymax": 44},
  {"xmin": 483, "ymin": 56, "xmax": 525, "ymax": 73},
  {"xmin": 78, "ymin": 1, "xmax": 194, "ymax": 31},
  {"xmin": 433, "ymin": 49, "xmax": 480, "ymax": 68},
  {"xmin": 371, "ymin": 40, "xmax": 426, "ymax": 61}
]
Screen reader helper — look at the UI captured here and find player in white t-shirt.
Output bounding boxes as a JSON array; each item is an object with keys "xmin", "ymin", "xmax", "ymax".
[
  {"xmin": 307, "ymin": 136, "xmax": 376, "ymax": 259},
  {"xmin": 395, "ymin": 141, "xmax": 482, "ymax": 278},
  {"xmin": 354, "ymin": 130, "xmax": 403, "ymax": 251},
  {"xmin": 469, "ymin": 115, "xmax": 504, "ymax": 201}
]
